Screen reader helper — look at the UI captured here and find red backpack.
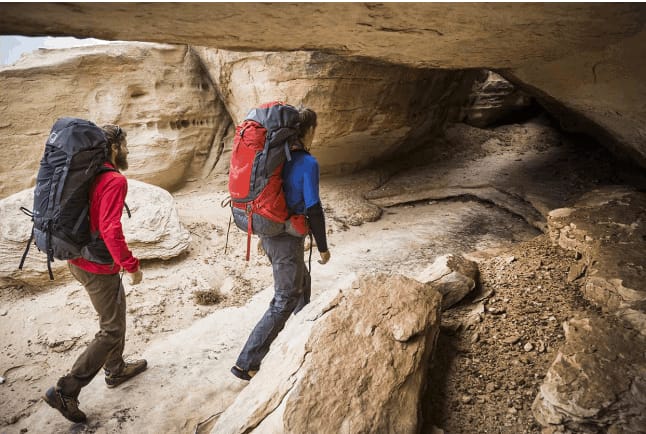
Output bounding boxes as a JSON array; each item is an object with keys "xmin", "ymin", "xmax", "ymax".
[{"xmin": 228, "ymin": 101, "xmax": 300, "ymax": 259}]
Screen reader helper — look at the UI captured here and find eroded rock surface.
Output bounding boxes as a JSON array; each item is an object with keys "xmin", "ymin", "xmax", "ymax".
[
  {"xmin": 0, "ymin": 180, "xmax": 190, "ymax": 287},
  {"xmin": 462, "ymin": 71, "xmax": 534, "ymax": 128},
  {"xmin": 0, "ymin": 43, "xmax": 230, "ymax": 198},
  {"xmin": 532, "ymin": 317, "xmax": 646, "ymax": 433},
  {"xmin": 212, "ymin": 273, "xmax": 442, "ymax": 433},
  {"xmin": 196, "ymin": 48, "xmax": 477, "ymax": 174},
  {"xmin": 2, "ymin": 4, "xmax": 645, "ymax": 169},
  {"xmin": 548, "ymin": 187, "xmax": 646, "ymax": 334}
]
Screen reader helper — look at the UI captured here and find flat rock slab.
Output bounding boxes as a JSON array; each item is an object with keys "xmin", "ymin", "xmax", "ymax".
[
  {"xmin": 533, "ymin": 316, "xmax": 646, "ymax": 433},
  {"xmin": 548, "ymin": 186, "xmax": 646, "ymax": 334}
]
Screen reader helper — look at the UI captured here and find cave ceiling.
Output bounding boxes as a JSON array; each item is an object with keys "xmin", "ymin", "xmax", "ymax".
[{"xmin": 2, "ymin": 3, "xmax": 646, "ymax": 168}]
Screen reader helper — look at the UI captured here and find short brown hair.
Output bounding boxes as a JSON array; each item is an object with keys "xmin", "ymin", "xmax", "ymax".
[
  {"xmin": 297, "ymin": 108, "xmax": 317, "ymax": 139},
  {"xmin": 101, "ymin": 124, "xmax": 127, "ymax": 147}
]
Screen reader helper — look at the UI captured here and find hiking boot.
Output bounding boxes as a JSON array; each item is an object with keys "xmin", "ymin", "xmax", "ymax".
[
  {"xmin": 104, "ymin": 359, "xmax": 147, "ymax": 388},
  {"xmin": 43, "ymin": 386, "xmax": 87, "ymax": 423},
  {"xmin": 230, "ymin": 365, "xmax": 257, "ymax": 381}
]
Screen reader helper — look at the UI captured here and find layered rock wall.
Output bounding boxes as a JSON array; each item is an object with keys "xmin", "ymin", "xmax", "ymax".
[
  {"xmin": 197, "ymin": 49, "xmax": 477, "ymax": 173},
  {"xmin": 0, "ymin": 43, "xmax": 230, "ymax": 197},
  {"xmin": 533, "ymin": 317, "xmax": 646, "ymax": 433},
  {"xmin": 547, "ymin": 187, "xmax": 646, "ymax": 334}
]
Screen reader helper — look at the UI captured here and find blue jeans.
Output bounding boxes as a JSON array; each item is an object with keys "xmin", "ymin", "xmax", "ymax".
[{"xmin": 235, "ymin": 233, "xmax": 310, "ymax": 371}]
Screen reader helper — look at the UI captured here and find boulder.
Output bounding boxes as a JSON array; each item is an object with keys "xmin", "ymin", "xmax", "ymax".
[
  {"xmin": 195, "ymin": 48, "xmax": 478, "ymax": 174},
  {"xmin": 413, "ymin": 254, "xmax": 479, "ymax": 309},
  {"xmin": 0, "ymin": 180, "xmax": 190, "ymax": 287},
  {"xmin": 533, "ymin": 317, "xmax": 646, "ymax": 433},
  {"xmin": 0, "ymin": 42, "xmax": 231, "ymax": 198},
  {"xmin": 548, "ymin": 186, "xmax": 646, "ymax": 335},
  {"xmin": 211, "ymin": 273, "xmax": 442, "ymax": 433}
]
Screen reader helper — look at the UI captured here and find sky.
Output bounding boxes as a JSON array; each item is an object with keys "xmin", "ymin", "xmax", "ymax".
[{"xmin": 0, "ymin": 35, "xmax": 114, "ymax": 65}]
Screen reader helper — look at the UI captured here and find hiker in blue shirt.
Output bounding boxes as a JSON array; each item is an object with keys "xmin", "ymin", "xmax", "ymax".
[{"xmin": 231, "ymin": 107, "xmax": 331, "ymax": 381}]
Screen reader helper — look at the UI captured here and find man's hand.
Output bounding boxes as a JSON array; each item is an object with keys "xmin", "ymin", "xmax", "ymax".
[
  {"xmin": 318, "ymin": 250, "xmax": 331, "ymax": 265},
  {"xmin": 127, "ymin": 269, "xmax": 143, "ymax": 285}
]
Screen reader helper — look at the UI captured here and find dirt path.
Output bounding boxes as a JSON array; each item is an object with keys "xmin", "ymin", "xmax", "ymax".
[{"xmin": 1, "ymin": 176, "xmax": 540, "ymax": 433}]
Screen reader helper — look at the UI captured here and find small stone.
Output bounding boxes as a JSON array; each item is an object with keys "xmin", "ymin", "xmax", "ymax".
[
  {"xmin": 537, "ymin": 341, "xmax": 546, "ymax": 352},
  {"xmin": 486, "ymin": 382, "xmax": 497, "ymax": 393},
  {"xmin": 470, "ymin": 332, "xmax": 480, "ymax": 343},
  {"xmin": 460, "ymin": 394, "xmax": 473, "ymax": 404},
  {"xmin": 0, "ymin": 376, "xmax": 5, "ymax": 384},
  {"xmin": 0, "ymin": 309, "xmax": 7, "ymax": 316},
  {"xmin": 503, "ymin": 335, "xmax": 521, "ymax": 345},
  {"xmin": 524, "ymin": 342, "xmax": 534, "ymax": 352},
  {"xmin": 508, "ymin": 407, "xmax": 518, "ymax": 415},
  {"xmin": 488, "ymin": 307, "xmax": 506, "ymax": 315}
]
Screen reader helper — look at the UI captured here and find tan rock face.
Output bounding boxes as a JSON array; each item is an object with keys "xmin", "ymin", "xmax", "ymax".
[
  {"xmin": 0, "ymin": 180, "xmax": 190, "ymax": 287},
  {"xmin": 212, "ymin": 274, "xmax": 442, "ymax": 433},
  {"xmin": 0, "ymin": 43, "xmax": 231, "ymax": 198},
  {"xmin": 197, "ymin": 49, "xmax": 477, "ymax": 173},
  {"xmin": 1, "ymin": 3, "xmax": 644, "ymax": 169},
  {"xmin": 547, "ymin": 187, "xmax": 646, "ymax": 333},
  {"xmin": 532, "ymin": 317, "xmax": 646, "ymax": 432}
]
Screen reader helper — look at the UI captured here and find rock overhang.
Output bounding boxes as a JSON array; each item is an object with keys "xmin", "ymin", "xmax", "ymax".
[{"xmin": 2, "ymin": 3, "xmax": 646, "ymax": 170}]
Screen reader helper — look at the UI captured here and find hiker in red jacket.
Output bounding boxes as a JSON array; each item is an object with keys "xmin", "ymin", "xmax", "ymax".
[{"xmin": 43, "ymin": 124, "xmax": 146, "ymax": 424}]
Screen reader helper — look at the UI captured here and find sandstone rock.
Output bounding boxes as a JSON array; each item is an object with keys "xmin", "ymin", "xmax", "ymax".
[
  {"xmin": 413, "ymin": 254, "xmax": 479, "ymax": 309},
  {"xmin": 533, "ymin": 317, "xmax": 646, "ymax": 433},
  {"xmin": 506, "ymin": 25, "xmax": 646, "ymax": 171},
  {"xmin": 0, "ymin": 43, "xmax": 231, "ymax": 198},
  {"xmin": 2, "ymin": 4, "xmax": 645, "ymax": 170},
  {"xmin": 463, "ymin": 70, "xmax": 534, "ymax": 128},
  {"xmin": 195, "ymin": 48, "xmax": 477, "ymax": 174},
  {"xmin": 0, "ymin": 180, "xmax": 190, "ymax": 287},
  {"xmin": 211, "ymin": 273, "xmax": 442, "ymax": 433},
  {"xmin": 548, "ymin": 186, "xmax": 646, "ymax": 334}
]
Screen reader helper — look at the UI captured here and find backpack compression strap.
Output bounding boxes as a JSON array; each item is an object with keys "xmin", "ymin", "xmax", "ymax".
[
  {"xmin": 17, "ymin": 207, "xmax": 54, "ymax": 280},
  {"xmin": 245, "ymin": 204, "xmax": 253, "ymax": 261},
  {"xmin": 18, "ymin": 207, "xmax": 34, "ymax": 271}
]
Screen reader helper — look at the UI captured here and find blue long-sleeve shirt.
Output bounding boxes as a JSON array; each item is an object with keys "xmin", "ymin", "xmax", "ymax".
[
  {"xmin": 283, "ymin": 151, "xmax": 320, "ymax": 213},
  {"xmin": 282, "ymin": 150, "xmax": 328, "ymax": 251}
]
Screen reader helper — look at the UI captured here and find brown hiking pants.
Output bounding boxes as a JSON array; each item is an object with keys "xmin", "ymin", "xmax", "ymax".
[{"xmin": 57, "ymin": 263, "xmax": 126, "ymax": 398}]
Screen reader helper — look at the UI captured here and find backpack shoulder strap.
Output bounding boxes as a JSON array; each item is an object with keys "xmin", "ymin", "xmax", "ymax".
[{"xmin": 93, "ymin": 165, "xmax": 131, "ymax": 218}]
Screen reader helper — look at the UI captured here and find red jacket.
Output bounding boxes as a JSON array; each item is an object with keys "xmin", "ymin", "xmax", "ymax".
[{"xmin": 69, "ymin": 163, "xmax": 139, "ymax": 274}]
